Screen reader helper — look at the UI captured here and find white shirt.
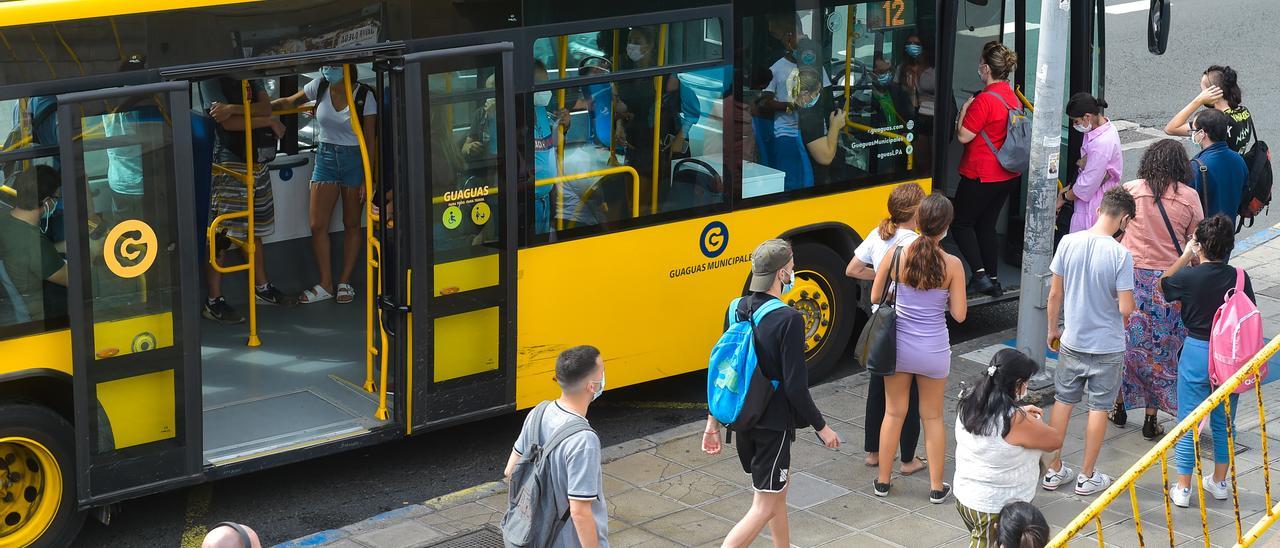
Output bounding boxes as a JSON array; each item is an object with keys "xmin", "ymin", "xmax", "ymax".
[
  {"xmin": 304, "ymin": 78, "xmax": 379, "ymax": 146},
  {"xmin": 854, "ymin": 227, "xmax": 920, "ymax": 271},
  {"xmin": 764, "ymin": 58, "xmax": 829, "ymax": 139},
  {"xmin": 953, "ymin": 412, "xmax": 1041, "ymax": 514}
]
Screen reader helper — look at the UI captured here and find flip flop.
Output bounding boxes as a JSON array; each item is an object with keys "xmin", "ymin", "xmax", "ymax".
[
  {"xmin": 900, "ymin": 457, "xmax": 928, "ymax": 476},
  {"xmin": 336, "ymin": 283, "xmax": 355, "ymax": 304},
  {"xmin": 299, "ymin": 284, "xmax": 334, "ymax": 304}
]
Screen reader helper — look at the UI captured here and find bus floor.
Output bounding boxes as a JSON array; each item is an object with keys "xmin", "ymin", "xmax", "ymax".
[{"xmin": 198, "ymin": 277, "xmax": 389, "ymax": 466}]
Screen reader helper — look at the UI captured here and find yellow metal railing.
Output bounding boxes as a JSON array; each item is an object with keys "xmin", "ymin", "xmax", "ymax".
[
  {"xmin": 1052, "ymin": 335, "xmax": 1280, "ymax": 547},
  {"xmin": 205, "ymin": 80, "xmax": 261, "ymax": 347},
  {"xmin": 535, "ymin": 165, "xmax": 640, "ymax": 223}
]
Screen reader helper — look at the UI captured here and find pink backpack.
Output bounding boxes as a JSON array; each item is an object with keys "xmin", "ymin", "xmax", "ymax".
[{"xmin": 1208, "ymin": 268, "xmax": 1267, "ymax": 393}]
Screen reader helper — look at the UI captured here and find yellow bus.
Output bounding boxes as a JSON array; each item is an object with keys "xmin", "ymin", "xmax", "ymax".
[{"xmin": 0, "ymin": 0, "xmax": 1117, "ymax": 544}]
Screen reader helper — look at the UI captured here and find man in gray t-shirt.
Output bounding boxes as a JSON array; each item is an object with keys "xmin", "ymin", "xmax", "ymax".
[
  {"xmin": 1043, "ymin": 186, "xmax": 1137, "ymax": 497},
  {"xmin": 506, "ymin": 346, "xmax": 609, "ymax": 548}
]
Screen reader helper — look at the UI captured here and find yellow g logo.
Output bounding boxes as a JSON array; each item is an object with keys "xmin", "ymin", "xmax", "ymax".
[{"xmin": 105, "ymin": 219, "xmax": 157, "ymax": 279}]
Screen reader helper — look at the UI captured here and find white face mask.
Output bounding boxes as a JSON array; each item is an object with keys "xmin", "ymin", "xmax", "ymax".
[
  {"xmin": 626, "ymin": 44, "xmax": 647, "ymax": 62},
  {"xmin": 1073, "ymin": 122, "xmax": 1093, "ymax": 134},
  {"xmin": 591, "ymin": 372, "xmax": 606, "ymax": 401},
  {"xmin": 533, "ymin": 90, "xmax": 553, "ymax": 107}
]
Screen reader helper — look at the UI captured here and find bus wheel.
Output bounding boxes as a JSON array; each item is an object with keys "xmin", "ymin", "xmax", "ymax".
[
  {"xmin": 0, "ymin": 404, "xmax": 84, "ymax": 548},
  {"xmin": 786, "ymin": 242, "xmax": 857, "ymax": 383}
]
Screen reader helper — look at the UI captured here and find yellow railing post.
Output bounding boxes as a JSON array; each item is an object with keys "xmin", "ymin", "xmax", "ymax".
[
  {"xmin": 535, "ymin": 166, "xmax": 641, "ymax": 221},
  {"xmin": 241, "ymin": 80, "xmax": 260, "ymax": 347},
  {"xmin": 556, "ymin": 35, "xmax": 568, "ymax": 231},
  {"xmin": 607, "ymin": 29, "xmax": 620, "ymax": 166},
  {"xmin": 649, "ymin": 23, "xmax": 668, "ymax": 215}
]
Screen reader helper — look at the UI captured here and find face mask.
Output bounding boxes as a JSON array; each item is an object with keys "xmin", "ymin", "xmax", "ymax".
[
  {"xmin": 592, "ymin": 372, "xmax": 606, "ymax": 401},
  {"xmin": 875, "ymin": 72, "xmax": 893, "ymax": 86},
  {"xmin": 781, "ymin": 269, "xmax": 795, "ymax": 294},
  {"xmin": 626, "ymin": 44, "xmax": 646, "ymax": 62},
  {"xmin": 1016, "ymin": 382, "xmax": 1028, "ymax": 401},
  {"xmin": 802, "ymin": 93, "xmax": 820, "ymax": 109},
  {"xmin": 39, "ymin": 197, "xmax": 57, "ymax": 233},
  {"xmin": 905, "ymin": 44, "xmax": 923, "ymax": 58},
  {"xmin": 533, "ymin": 90, "xmax": 553, "ymax": 107},
  {"xmin": 321, "ymin": 66, "xmax": 344, "ymax": 84},
  {"xmin": 1073, "ymin": 122, "xmax": 1092, "ymax": 134},
  {"xmin": 796, "ymin": 49, "xmax": 817, "ymax": 66},
  {"xmin": 1193, "ymin": 130, "xmax": 1207, "ymax": 149}
]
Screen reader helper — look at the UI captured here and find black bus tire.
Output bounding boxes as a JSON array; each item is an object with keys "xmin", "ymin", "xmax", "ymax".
[
  {"xmin": 787, "ymin": 241, "xmax": 858, "ymax": 383},
  {"xmin": 0, "ymin": 403, "xmax": 85, "ymax": 548}
]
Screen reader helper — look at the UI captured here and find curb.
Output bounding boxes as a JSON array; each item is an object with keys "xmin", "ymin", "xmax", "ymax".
[{"xmin": 1233, "ymin": 220, "xmax": 1280, "ymax": 257}]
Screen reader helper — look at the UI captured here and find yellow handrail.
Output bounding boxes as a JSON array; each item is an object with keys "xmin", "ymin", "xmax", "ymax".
[
  {"xmin": 607, "ymin": 29, "xmax": 620, "ymax": 166},
  {"xmin": 842, "ymin": 8, "xmax": 854, "ymax": 117},
  {"xmin": 535, "ymin": 165, "xmax": 640, "ymax": 220},
  {"xmin": 206, "ymin": 210, "xmax": 249, "ymax": 274},
  {"xmin": 556, "ymin": 35, "xmax": 569, "ymax": 231},
  {"xmin": 1051, "ymin": 334, "xmax": 1280, "ymax": 547},
  {"xmin": 271, "ymin": 105, "xmax": 314, "ymax": 116},
  {"xmin": 241, "ymin": 80, "xmax": 260, "ymax": 347},
  {"xmin": 649, "ymin": 23, "xmax": 668, "ymax": 215}
]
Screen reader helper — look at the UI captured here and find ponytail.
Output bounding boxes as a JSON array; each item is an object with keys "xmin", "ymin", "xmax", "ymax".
[
  {"xmin": 1205, "ymin": 65, "xmax": 1243, "ymax": 108},
  {"xmin": 877, "ymin": 183, "xmax": 925, "ymax": 241},
  {"xmin": 900, "ymin": 194, "xmax": 952, "ymax": 290}
]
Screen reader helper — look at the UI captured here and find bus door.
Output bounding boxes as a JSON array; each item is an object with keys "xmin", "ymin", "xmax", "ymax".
[
  {"xmin": 402, "ymin": 43, "xmax": 517, "ymax": 429},
  {"xmin": 57, "ymin": 82, "xmax": 203, "ymax": 504}
]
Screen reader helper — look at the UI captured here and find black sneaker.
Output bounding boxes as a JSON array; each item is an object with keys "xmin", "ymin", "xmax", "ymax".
[
  {"xmin": 984, "ymin": 280, "xmax": 1004, "ymax": 298},
  {"xmin": 872, "ymin": 480, "xmax": 891, "ymax": 497},
  {"xmin": 929, "ymin": 482, "xmax": 953, "ymax": 504},
  {"xmin": 203, "ymin": 297, "xmax": 244, "ymax": 324},
  {"xmin": 967, "ymin": 273, "xmax": 995, "ymax": 295},
  {"xmin": 255, "ymin": 283, "xmax": 289, "ymax": 305}
]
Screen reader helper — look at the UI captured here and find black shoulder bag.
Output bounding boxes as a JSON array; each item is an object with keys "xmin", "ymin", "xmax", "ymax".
[
  {"xmin": 1153, "ymin": 190, "xmax": 1184, "ymax": 256},
  {"xmin": 854, "ymin": 247, "xmax": 902, "ymax": 376}
]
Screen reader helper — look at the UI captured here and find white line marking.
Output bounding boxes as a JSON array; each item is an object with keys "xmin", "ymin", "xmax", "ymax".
[{"xmin": 1106, "ymin": 1, "xmax": 1148, "ymax": 15}]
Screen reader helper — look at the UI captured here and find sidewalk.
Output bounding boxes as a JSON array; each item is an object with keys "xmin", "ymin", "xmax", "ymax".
[{"xmin": 280, "ymin": 225, "xmax": 1280, "ymax": 548}]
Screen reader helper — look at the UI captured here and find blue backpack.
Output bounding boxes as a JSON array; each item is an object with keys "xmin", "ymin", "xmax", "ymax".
[{"xmin": 707, "ymin": 297, "xmax": 786, "ymax": 431}]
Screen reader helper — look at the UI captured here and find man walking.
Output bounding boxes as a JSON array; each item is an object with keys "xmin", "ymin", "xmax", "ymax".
[
  {"xmin": 504, "ymin": 346, "xmax": 608, "ymax": 547},
  {"xmin": 1188, "ymin": 108, "xmax": 1249, "ymax": 223},
  {"xmin": 703, "ymin": 239, "xmax": 841, "ymax": 548},
  {"xmin": 1043, "ymin": 186, "xmax": 1137, "ymax": 496}
]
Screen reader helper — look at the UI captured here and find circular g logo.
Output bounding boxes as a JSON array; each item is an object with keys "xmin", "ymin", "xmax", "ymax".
[
  {"xmin": 131, "ymin": 332, "xmax": 157, "ymax": 353},
  {"xmin": 700, "ymin": 221, "xmax": 728, "ymax": 258},
  {"xmin": 104, "ymin": 219, "xmax": 158, "ymax": 279}
]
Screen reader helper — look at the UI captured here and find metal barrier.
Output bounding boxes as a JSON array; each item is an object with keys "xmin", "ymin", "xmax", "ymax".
[{"xmin": 1051, "ymin": 335, "xmax": 1280, "ymax": 547}]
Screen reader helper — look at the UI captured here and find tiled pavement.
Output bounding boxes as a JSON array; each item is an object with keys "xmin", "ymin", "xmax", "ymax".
[{"xmin": 281, "ymin": 226, "xmax": 1280, "ymax": 548}]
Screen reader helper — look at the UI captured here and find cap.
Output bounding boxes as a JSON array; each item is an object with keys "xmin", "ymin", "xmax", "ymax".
[{"xmin": 748, "ymin": 239, "xmax": 792, "ymax": 292}]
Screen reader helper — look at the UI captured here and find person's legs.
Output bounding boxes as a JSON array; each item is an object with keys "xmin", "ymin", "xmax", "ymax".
[
  {"xmin": 900, "ymin": 377, "xmax": 923, "ymax": 471},
  {"xmin": 337, "ymin": 185, "xmax": 364, "ymax": 286},
  {"xmin": 1173, "ymin": 358, "xmax": 1206, "ymax": 487},
  {"xmin": 877, "ymin": 373, "xmax": 913, "ymax": 485},
  {"xmin": 956, "ymin": 500, "xmax": 998, "ymax": 548},
  {"xmin": 726, "ymin": 427, "xmax": 791, "ymax": 548},
  {"xmin": 1080, "ymin": 351, "xmax": 1124, "ymax": 478},
  {"xmin": 308, "ymin": 183, "xmax": 341, "ymax": 291},
  {"xmin": 1047, "ymin": 400, "xmax": 1075, "ymax": 471},
  {"xmin": 1208, "ymin": 394, "xmax": 1240, "ymax": 482},
  {"xmin": 950, "ymin": 176, "xmax": 986, "ymax": 277},
  {"xmin": 916, "ymin": 375, "xmax": 947, "ymax": 491},
  {"xmin": 765, "ymin": 484, "xmax": 790, "ymax": 548},
  {"xmin": 865, "ymin": 374, "xmax": 886, "ymax": 466},
  {"xmin": 973, "ymin": 179, "xmax": 1014, "ymax": 278},
  {"xmin": 1081, "ymin": 411, "xmax": 1110, "ymax": 478},
  {"xmin": 1047, "ymin": 347, "xmax": 1087, "ymax": 472},
  {"xmin": 724, "ymin": 490, "xmax": 787, "ymax": 548}
]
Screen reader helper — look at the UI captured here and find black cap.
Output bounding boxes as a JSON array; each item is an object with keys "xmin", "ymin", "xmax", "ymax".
[{"xmin": 1066, "ymin": 92, "xmax": 1106, "ymax": 118}]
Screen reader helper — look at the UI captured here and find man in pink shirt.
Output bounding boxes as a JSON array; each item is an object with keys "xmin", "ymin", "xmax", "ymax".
[{"xmin": 1059, "ymin": 93, "xmax": 1123, "ymax": 233}]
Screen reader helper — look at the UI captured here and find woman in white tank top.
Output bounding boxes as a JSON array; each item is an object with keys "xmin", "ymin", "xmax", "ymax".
[{"xmin": 953, "ymin": 349, "xmax": 1064, "ymax": 547}]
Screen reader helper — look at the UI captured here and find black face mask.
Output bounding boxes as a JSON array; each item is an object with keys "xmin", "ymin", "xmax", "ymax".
[{"xmin": 1112, "ymin": 218, "xmax": 1130, "ymax": 240}]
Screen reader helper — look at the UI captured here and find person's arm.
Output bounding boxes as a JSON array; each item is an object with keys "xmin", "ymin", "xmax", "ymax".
[
  {"xmin": 1165, "ymin": 86, "xmax": 1222, "ymax": 136},
  {"xmin": 1004, "ymin": 406, "xmax": 1064, "ymax": 452},
  {"xmin": 804, "ymin": 108, "xmax": 847, "ymax": 166},
  {"xmin": 778, "ymin": 312, "xmax": 838, "ymax": 447},
  {"xmin": 1159, "ymin": 237, "xmax": 1198, "ymax": 290},
  {"xmin": 846, "ymin": 260, "xmax": 874, "ymax": 281},
  {"xmin": 568, "ymin": 500, "xmax": 600, "ymax": 548},
  {"xmin": 946, "ymin": 255, "xmax": 968, "ymax": 322},
  {"xmin": 271, "ymin": 89, "xmax": 310, "ymax": 110},
  {"xmin": 46, "ymin": 264, "xmax": 68, "ymax": 287},
  {"xmin": 1069, "ymin": 144, "xmax": 1112, "ymax": 204},
  {"xmin": 702, "ymin": 415, "xmax": 722, "ymax": 454},
  {"xmin": 1116, "ymin": 253, "xmax": 1136, "ymax": 319},
  {"xmin": 1118, "ymin": 290, "xmax": 1136, "ymax": 321},
  {"xmin": 361, "ymin": 113, "xmax": 378, "ymax": 183},
  {"xmin": 565, "ymin": 435, "xmax": 603, "ymax": 548},
  {"xmin": 956, "ymin": 96, "xmax": 979, "ymax": 144},
  {"xmin": 1046, "ymin": 273, "xmax": 1064, "ymax": 347},
  {"xmin": 208, "ymin": 89, "xmax": 273, "ymax": 125},
  {"xmin": 503, "ymin": 449, "xmax": 520, "ymax": 479}
]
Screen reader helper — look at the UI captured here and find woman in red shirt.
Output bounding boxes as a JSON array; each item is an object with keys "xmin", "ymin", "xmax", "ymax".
[{"xmin": 954, "ymin": 41, "xmax": 1020, "ymax": 297}]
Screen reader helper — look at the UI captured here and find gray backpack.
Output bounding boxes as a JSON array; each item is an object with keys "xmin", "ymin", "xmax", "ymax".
[
  {"xmin": 978, "ymin": 85, "xmax": 1032, "ymax": 175},
  {"xmin": 502, "ymin": 401, "xmax": 594, "ymax": 548}
]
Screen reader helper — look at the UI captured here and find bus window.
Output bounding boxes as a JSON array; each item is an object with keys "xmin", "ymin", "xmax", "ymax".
[
  {"xmin": 740, "ymin": 2, "xmax": 934, "ymax": 199},
  {"xmin": 532, "ymin": 18, "xmax": 723, "ymax": 82},
  {"xmin": 433, "ymin": 67, "xmax": 502, "ymax": 262}
]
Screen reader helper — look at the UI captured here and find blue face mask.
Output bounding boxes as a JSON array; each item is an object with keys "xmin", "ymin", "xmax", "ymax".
[
  {"xmin": 875, "ymin": 72, "xmax": 893, "ymax": 86},
  {"xmin": 321, "ymin": 66, "xmax": 345, "ymax": 84},
  {"xmin": 803, "ymin": 93, "xmax": 820, "ymax": 109},
  {"xmin": 781, "ymin": 270, "xmax": 795, "ymax": 294},
  {"xmin": 905, "ymin": 44, "xmax": 923, "ymax": 58}
]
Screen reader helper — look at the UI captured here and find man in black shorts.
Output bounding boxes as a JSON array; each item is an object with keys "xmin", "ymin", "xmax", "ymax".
[{"xmin": 702, "ymin": 238, "xmax": 841, "ymax": 547}]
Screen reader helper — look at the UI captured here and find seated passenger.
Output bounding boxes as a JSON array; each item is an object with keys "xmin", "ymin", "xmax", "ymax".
[
  {"xmin": 0, "ymin": 165, "xmax": 67, "ymax": 323},
  {"xmin": 793, "ymin": 68, "xmax": 851, "ymax": 186},
  {"xmin": 274, "ymin": 64, "xmax": 377, "ymax": 305}
]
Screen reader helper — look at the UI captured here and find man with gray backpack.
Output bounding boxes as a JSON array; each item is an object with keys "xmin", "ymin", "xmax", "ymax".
[{"xmin": 503, "ymin": 346, "xmax": 608, "ymax": 548}]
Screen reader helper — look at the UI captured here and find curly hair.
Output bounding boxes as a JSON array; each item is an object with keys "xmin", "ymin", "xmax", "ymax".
[
  {"xmin": 1136, "ymin": 139, "xmax": 1192, "ymax": 200},
  {"xmin": 1195, "ymin": 215, "xmax": 1236, "ymax": 262}
]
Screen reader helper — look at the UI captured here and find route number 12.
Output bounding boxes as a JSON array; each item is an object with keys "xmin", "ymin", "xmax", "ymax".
[{"xmin": 882, "ymin": 0, "xmax": 907, "ymax": 27}]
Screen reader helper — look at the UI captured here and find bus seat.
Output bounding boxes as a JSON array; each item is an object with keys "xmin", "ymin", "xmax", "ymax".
[{"xmin": 667, "ymin": 158, "xmax": 723, "ymax": 212}]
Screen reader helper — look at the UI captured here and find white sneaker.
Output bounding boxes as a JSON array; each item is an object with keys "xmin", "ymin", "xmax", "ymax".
[
  {"xmin": 1042, "ymin": 465, "xmax": 1075, "ymax": 491},
  {"xmin": 1202, "ymin": 476, "xmax": 1231, "ymax": 500},
  {"xmin": 1075, "ymin": 471, "xmax": 1114, "ymax": 496},
  {"xmin": 1170, "ymin": 485, "xmax": 1193, "ymax": 508}
]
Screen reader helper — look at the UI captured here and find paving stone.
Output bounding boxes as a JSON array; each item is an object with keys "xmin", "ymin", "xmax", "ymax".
[
  {"xmin": 474, "ymin": 492, "xmax": 507, "ymax": 512},
  {"xmin": 608, "ymin": 486, "xmax": 688, "ymax": 525},
  {"xmin": 785, "ymin": 472, "xmax": 851, "ymax": 509},
  {"xmin": 813, "ymin": 392, "xmax": 866, "ymax": 422},
  {"xmin": 864, "ymin": 513, "xmax": 967, "ymax": 547},
  {"xmin": 638, "ymin": 508, "xmax": 735, "ymax": 546},
  {"xmin": 808, "ymin": 492, "xmax": 908, "ymax": 530},
  {"xmin": 805, "ymin": 457, "xmax": 879, "ymax": 491},
  {"xmin": 781, "ymin": 510, "xmax": 858, "ymax": 547},
  {"xmin": 698, "ymin": 489, "xmax": 755, "ymax": 522},
  {"xmin": 350, "ymin": 521, "xmax": 442, "ymax": 548},
  {"xmin": 415, "ymin": 502, "xmax": 500, "ymax": 536},
  {"xmin": 606, "ymin": 451, "xmax": 691, "ymax": 488},
  {"xmin": 654, "ymin": 434, "xmax": 733, "ymax": 470},
  {"xmin": 789, "ymin": 437, "xmax": 846, "ymax": 470},
  {"xmin": 316, "ymin": 540, "xmax": 367, "ymax": 548},
  {"xmin": 603, "ymin": 472, "xmax": 634, "ymax": 498},
  {"xmin": 644, "ymin": 470, "xmax": 741, "ymax": 507},
  {"xmin": 698, "ymin": 455, "xmax": 752, "ymax": 484},
  {"xmin": 608, "ymin": 526, "xmax": 684, "ymax": 548},
  {"xmin": 816, "ymin": 532, "xmax": 900, "ymax": 547},
  {"xmin": 1036, "ymin": 496, "xmax": 1131, "ymax": 530}
]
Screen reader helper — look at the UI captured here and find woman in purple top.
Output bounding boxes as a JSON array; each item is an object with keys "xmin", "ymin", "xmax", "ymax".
[
  {"xmin": 872, "ymin": 194, "xmax": 969, "ymax": 503},
  {"xmin": 1058, "ymin": 93, "xmax": 1123, "ymax": 233}
]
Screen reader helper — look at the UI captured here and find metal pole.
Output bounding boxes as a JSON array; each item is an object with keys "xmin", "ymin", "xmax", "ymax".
[{"xmin": 1017, "ymin": 0, "xmax": 1070, "ymax": 388}]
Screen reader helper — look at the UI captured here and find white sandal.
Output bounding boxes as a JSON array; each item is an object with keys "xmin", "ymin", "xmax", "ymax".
[
  {"xmin": 336, "ymin": 283, "xmax": 355, "ymax": 304},
  {"xmin": 299, "ymin": 284, "xmax": 334, "ymax": 304}
]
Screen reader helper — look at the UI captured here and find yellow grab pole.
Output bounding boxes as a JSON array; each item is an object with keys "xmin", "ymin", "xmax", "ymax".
[
  {"xmin": 241, "ymin": 80, "xmax": 260, "ymax": 347},
  {"xmin": 607, "ymin": 29, "xmax": 620, "ymax": 166},
  {"xmin": 843, "ymin": 8, "xmax": 853, "ymax": 117},
  {"xmin": 340, "ymin": 66, "xmax": 378, "ymax": 397},
  {"xmin": 535, "ymin": 165, "xmax": 641, "ymax": 219},
  {"xmin": 556, "ymin": 35, "xmax": 568, "ymax": 231},
  {"xmin": 649, "ymin": 23, "xmax": 668, "ymax": 215}
]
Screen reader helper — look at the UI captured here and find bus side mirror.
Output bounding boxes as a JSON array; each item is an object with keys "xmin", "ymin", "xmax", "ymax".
[{"xmin": 1148, "ymin": 0, "xmax": 1171, "ymax": 55}]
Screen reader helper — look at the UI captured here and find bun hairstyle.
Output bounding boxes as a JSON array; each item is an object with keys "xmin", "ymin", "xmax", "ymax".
[
  {"xmin": 958, "ymin": 348, "xmax": 1038, "ymax": 437},
  {"xmin": 997, "ymin": 502, "xmax": 1050, "ymax": 548},
  {"xmin": 981, "ymin": 41, "xmax": 1018, "ymax": 81},
  {"xmin": 877, "ymin": 183, "xmax": 926, "ymax": 240},
  {"xmin": 1195, "ymin": 214, "xmax": 1236, "ymax": 262},
  {"xmin": 1204, "ymin": 65, "xmax": 1242, "ymax": 108},
  {"xmin": 1065, "ymin": 92, "xmax": 1108, "ymax": 118},
  {"xmin": 901, "ymin": 193, "xmax": 953, "ymax": 290}
]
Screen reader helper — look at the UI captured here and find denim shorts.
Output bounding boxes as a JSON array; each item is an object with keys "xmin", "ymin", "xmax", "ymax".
[
  {"xmin": 311, "ymin": 142, "xmax": 365, "ymax": 188},
  {"xmin": 1054, "ymin": 346, "xmax": 1124, "ymax": 411}
]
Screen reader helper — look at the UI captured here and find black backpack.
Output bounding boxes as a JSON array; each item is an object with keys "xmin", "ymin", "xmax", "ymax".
[{"xmin": 1237, "ymin": 117, "xmax": 1273, "ymax": 232}]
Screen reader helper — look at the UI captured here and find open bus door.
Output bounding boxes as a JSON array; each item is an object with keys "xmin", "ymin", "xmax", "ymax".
[
  {"xmin": 401, "ymin": 43, "xmax": 518, "ymax": 430},
  {"xmin": 58, "ymin": 81, "xmax": 203, "ymax": 504}
]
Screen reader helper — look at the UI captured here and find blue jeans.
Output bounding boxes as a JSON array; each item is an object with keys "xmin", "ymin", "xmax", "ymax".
[{"xmin": 1174, "ymin": 337, "xmax": 1239, "ymax": 475}]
